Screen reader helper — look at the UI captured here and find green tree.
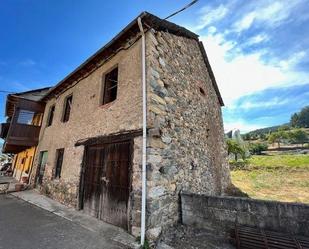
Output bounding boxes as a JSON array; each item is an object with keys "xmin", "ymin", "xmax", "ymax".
[
  {"xmin": 298, "ymin": 106, "xmax": 309, "ymax": 128},
  {"xmin": 289, "ymin": 129, "xmax": 308, "ymax": 147},
  {"xmin": 268, "ymin": 131, "xmax": 288, "ymax": 148},
  {"xmin": 226, "ymin": 139, "xmax": 246, "ymax": 161},
  {"xmin": 290, "ymin": 113, "xmax": 299, "ymax": 127},
  {"xmin": 290, "ymin": 106, "xmax": 309, "ymax": 128},
  {"xmin": 242, "ymin": 133, "xmax": 251, "ymax": 141},
  {"xmin": 249, "ymin": 143, "xmax": 268, "ymax": 155}
]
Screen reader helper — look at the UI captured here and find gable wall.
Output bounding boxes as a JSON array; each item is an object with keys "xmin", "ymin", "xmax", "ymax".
[{"xmin": 145, "ymin": 29, "xmax": 230, "ymax": 238}]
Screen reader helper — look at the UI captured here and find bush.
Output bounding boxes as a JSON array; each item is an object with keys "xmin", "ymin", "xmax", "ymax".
[{"xmin": 249, "ymin": 143, "xmax": 268, "ymax": 155}]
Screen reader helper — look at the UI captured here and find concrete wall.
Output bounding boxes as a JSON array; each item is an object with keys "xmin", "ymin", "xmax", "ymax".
[
  {"xmin": 144, "ymin": 30, "xmax": 230, "ymax": 239},
  {"xmin": 181, "ymin": 192, "xmax": 309, "ymax": 237}
]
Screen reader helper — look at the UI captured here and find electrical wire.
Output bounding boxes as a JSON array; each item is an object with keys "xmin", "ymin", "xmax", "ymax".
[{"xmin": 164, "ymin": 0, "xmax": 199, "ymax": 20}]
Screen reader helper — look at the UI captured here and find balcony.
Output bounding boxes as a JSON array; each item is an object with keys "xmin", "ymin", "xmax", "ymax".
[
  {"xmin": 2, "ymin": 97, "xmax": 45, "ymax": 154},
  {"xmin": 3, "ymin": 123, "xmax": 41, "ymax": 153}
]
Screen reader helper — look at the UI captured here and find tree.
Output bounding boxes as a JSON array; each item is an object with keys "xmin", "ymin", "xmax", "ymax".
[
  {"xmin": 289, "ymin": 129, "xmax": 308, "ymax": 147},
  {"xmin": 268, "ymin": 131, "xmax": 288, "ymax": 148},
  {"xmin": 290, "ymin": 106, "xmax": 309, "ymax": 128},
  {"xmin": 290, "ymin": 113, "xmax": 299, "ymax": 127},
  {"xmin": 249, "ymin": 143, "xmax": 268, "ymax": 155},
  {"xmin": 226, "ymin": 139, "xmax": 246, "ymax": 161},
  {"xmin": 298, "ymin": 106, "xmax": 309, "ymax": 128},
  {"xmin": 242, "ymin": 133, "xmax": 251, "ymax": 141}
]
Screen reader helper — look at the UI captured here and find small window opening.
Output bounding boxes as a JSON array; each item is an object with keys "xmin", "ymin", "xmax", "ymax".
[
  {"xmin": 199, "ymin": 87, "xmax": 206, "ymax": 96},
  {"xmin": 102, "ymin": 67, "xmax": 118, "ymax": 105},
  {"xmin": 62, "ymin": 95, "xmax": 73, "ymax": 122},
  {"xmin": 54, "ymin": 148, "xmax": 64, "ymax": 179},
  {"xmin": 47, "ymin": 105, "xmax": 55, "ymax": 127}
]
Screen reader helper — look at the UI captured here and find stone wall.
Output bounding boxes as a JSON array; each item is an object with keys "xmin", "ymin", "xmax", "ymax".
[
  {"xmin": 29, "ymin": 27, "xmax": 230, "ymax": 238},
  {"xmin": 145, "ymin": 29, "xmax": 230, "ymax": 239},
  {"xmin": 182, "ymin": 192, "xmax": 309, "ymax": 236}
]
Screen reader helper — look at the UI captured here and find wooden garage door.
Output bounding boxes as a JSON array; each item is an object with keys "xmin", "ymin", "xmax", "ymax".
[{"xmin": 82, "ymin": 141, "xmax": 131, "ymax": 230}]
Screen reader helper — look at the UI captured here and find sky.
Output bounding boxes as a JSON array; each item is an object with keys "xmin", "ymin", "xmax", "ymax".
[{"xmin": 0, "ymin": 0, "xmax": 308, "ymax": 133}]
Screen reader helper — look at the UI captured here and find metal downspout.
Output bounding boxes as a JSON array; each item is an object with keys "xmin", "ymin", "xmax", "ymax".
[{"xmin": 137, "ymin": 17, "xmax": 147, "ymax": 246}]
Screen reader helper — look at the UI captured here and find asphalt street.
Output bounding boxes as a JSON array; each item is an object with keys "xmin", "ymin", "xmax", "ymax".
[{"xmin": 0, "ymin": 195, "xmax": 128, "ymax": 249}]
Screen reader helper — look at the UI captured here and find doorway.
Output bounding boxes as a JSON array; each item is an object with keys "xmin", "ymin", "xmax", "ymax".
[
  {"xmin": 37, "ymin": 151, "xmax": 48, "ymax": 185},
  {"xmin": 81, "ymin": 141, "xmax": 131, "ymax": 230}
]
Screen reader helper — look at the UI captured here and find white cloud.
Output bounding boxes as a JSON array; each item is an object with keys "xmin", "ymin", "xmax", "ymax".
[
  {"xmin": 279, "ymin": 51, "xmax": 306, "ymax": 70},
  {"xmin": 193, "ymin": 4, "xmax": 229, "ymax": 31},
  {"xmin": 238, "ymin": 97, "xmax": 289, "ymax": 110},
  {"xmin": 246, "ymin": 34, "xmax": 269, "ymax": 46},
  {"xmin": 182, "ymin": 0, "xmax": 309, "ymax": 132},
  {"xmin": 233, "ymin": 0, "xmax": 303, "ymax": 33},
  {"xmin": 201, "ymin": 33, "xmax": 308, "ymax": 105}
]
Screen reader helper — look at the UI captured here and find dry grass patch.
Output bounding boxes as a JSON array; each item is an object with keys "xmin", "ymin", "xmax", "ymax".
[{"xmin": 230, "ymin": 154, "xmax": 309, "ymax": 203}]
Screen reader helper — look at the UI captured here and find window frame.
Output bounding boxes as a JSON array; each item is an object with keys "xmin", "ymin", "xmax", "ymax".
[
  {"xmin": 54, "ymin": 148, "xmax": 64, "ymax": 179},
  {"xmin": 62, "ymin": 94, "xmax": 73, "ymax": 123},
  {"xmin": 47, "ymin": 105, "xmax": 55, "ymax": 127},
  {"xmin": 101, "ymin": 66, "xmax": 118, "ymax": 105}
]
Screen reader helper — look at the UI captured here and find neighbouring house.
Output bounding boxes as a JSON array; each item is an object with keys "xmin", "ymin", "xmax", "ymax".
[
  {"xmin": 0, "ymin": 88, "xmax": 50, "ymax": 182},
  {"xmin": 27, "ymin": 12, "xmax": 230, "ymax": 238}
]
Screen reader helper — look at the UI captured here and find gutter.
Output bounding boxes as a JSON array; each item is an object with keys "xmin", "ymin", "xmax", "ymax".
[{"xmin": 137, "ymin": 17, "xmax": 147, "ymax": 246}]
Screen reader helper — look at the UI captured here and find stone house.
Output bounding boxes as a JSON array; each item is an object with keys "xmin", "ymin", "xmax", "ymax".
[
  {"xmin": 29, "ymin": 12, "xmax": 230, "ymax": 239},
  {"xmin": 0, "ymin": 88, "xmax": 50, "ymax": 182}
]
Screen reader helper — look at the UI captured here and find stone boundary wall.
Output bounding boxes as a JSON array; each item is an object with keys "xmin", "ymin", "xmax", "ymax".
[{"xmin": 181, "ymin": 192, "xmax": 309, "ymax": 236}]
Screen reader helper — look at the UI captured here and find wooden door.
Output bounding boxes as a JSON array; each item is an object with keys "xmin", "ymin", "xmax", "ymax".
[
  {"xmin": 37, "ymin": 151, "xmax": 48, "ymax": 185},
  {"xmin": 82, "ymin": 141, "xmax": 130, "ymax": 230},
  {"xmin": 83, "ymin": 146, "xmax": 104, "ymax": 218}
]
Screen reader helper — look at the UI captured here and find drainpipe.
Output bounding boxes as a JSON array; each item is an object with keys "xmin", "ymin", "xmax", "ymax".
[{"xmin": 137, "ymin": 17, "xmax": 147, "ymax": 246}]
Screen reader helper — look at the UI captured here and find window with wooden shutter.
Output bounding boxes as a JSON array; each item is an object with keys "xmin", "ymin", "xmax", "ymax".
[
  {"xmin": 47, "ymin": 105, "xmax": 55, "ymax": 126},
  {"xmin": 54, "ymin": 148, "xmax": 64, "ymax": 179},
  {"xmin": 102, "ymin": 67, "xmax": 118, "ymax": 105},
  {"xmin": 62, "ymin": 95, "xmax": 73, "ymax": 122}
]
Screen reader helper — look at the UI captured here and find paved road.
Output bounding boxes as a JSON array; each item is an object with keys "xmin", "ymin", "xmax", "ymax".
[{"xmin": 0, "ymin": 195, "xmax": 128, "ymax": 249}]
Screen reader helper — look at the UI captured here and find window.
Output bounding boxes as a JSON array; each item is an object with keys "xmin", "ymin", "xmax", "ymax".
[
  {"xmin": 62, "ymin": 95, "xmax": 73, "ymax": 122},
  {"xmin": 17, "ymin": 110, "xmax": 34, "ymax": 125},
  {"xmin": 47, "ymin": 105, "xmax": 55, "ymax": 127},
  {"xmin": 54, "ymin": 148, "xmax": 64, "ymax": 179},
  {"xmin": 102, "ymin": 67, "xmax": 118, "ymax": 105}
]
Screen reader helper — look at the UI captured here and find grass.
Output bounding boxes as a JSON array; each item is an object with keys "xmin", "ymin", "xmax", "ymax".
[{"xmin": 230, "ymin": 154, "xmax": 309, "ymax": 203}]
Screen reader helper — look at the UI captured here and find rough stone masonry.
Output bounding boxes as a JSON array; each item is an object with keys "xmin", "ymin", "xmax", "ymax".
[{"xmin": 144, "ymin": 29, "xmax": 230, "ymax": 239}]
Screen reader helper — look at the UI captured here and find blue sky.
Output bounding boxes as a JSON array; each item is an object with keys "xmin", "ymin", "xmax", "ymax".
[{"xmin": 0, "ymin": 0, "xmax": 308, "ymax": 133}]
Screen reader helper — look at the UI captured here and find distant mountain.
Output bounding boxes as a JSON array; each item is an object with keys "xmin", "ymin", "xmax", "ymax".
[{"xmin": 243, "ymin": 123, "xmax": 289, "ymax": 139}]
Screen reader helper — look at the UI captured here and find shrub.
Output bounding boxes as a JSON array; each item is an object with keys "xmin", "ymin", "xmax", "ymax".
[{"xmin": 249, "ymin": 143, "xmax": 268, "ymax": 155}]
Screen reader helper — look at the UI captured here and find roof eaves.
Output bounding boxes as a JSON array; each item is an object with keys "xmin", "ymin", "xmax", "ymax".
[
  {"xmin": 42, "ymin": 12, "xmax": 200, "ymax": 101},
  {"xmin": 198, "ymin": 41, "xmax": 224, "ymax": 106}
]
